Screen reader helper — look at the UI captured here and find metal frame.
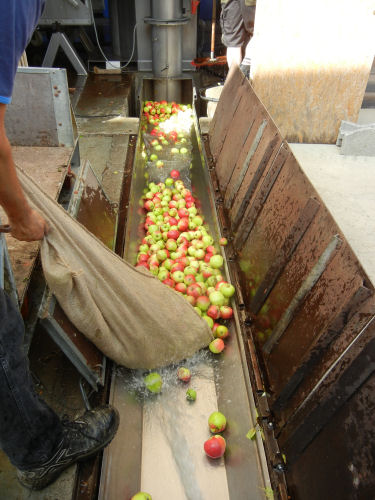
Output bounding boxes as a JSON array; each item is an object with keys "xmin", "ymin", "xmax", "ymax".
[
  {"xmin": 5, "ymin": 67, "xmax": 75, "ymax": 147},
  {"xmin": 35, "ymin": 158, "xmax": 107, "ymax": 390},
  {"xmin": 39, "ymin": 0, "xmax": 93, "ymax": 26},
  {"xmin": 42, "ymin": 32, "xmax": 88, "ymax": 76}
]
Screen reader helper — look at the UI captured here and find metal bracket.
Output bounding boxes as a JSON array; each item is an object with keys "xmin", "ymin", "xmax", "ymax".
[{"xmin": 43, "ymin": 32, "xmax": 88, "ymax": 75}]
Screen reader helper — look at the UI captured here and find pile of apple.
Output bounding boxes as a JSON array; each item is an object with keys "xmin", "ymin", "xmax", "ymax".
[
  {"xmin": 135, "ymin": 174, "xmax": 235, "ymax": 354},
  {"xmin": 141, "ymin": 100, "xmax": 193, "ymax": 174}
]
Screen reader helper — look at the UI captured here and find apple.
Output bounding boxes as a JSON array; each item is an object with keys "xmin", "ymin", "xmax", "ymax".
[
  {"xmin": 207, "ymin": 305, "xmax": 220, "ymax": 320},
  {"xmin": 177, "ymin": 367, "xmax": 191, "ymax": 382},
  {"xmin": 220, "ymin": 283, "xmax": 235, "ymax": 298},
  {"xmin": 210, "ymin": 255, "xmax": 224, "ymax": 269},
  {"xmin": 204, "ymin": 435, "xmax": 226, "ymax": 459},
  {"xmin": 158, "ymin": 269, "xmax": 170, "ymax": 281},
  {"xmin": 178, "ymin": 218, "xmax": 189, "ymax": 232},
  {"xmin": 156, "ymin": 160, "xmax": 164, "ymax": 168},
  {"xmin": 131, "ymin": 493, "xmax": 152, "ymax": 500},
  {"xmin": 166, "ymin": 239, "xmax": 177, "ymax": 252},
  {"xmin": 163, "ymin": 278, "xmax": 174, "ymax": 288},
  {"xmin": 156, "ymin": 249, "xmax": 167, "ymax": 262},
  {"xmin": 196, "ymin": 295, "xmax": 210, "ymax": 312},
  {"xmin": 150, "ymin": 154, "xmax": 158, "ymax": 162},
  {"xmin": 167, "ymin": 229, "xmax": 180, "ymax": 240},
  {"xmin": 175, "ymin": 282, "xmax": 187, "ymax": 293},
  {"xmin": 209, "ymin": 338, "xmax": 225, "ymax": 354},
  {"xmin": 209, "ymin": 291, "xmax": 225, "ymax": 307},
  {"xmin": 171, "ymin": 148, "xmax": 180, "ymax": 154},
  {"xmin": 186, "ymin": 389, "xmax": 197, "ymax": 401},
  {"xmin": 171, "ymin": 262, "xmax": 185, "ymax": 273},
  {"xmin": 194, "ymin": 306, "xmax": 202, "ymax": 316},
  {"xmin": 203, "ymin": 315, "xmax": 214, "ymax": 329},
  {"xmin": 180, "ymin": 147, "xmax": 188, "ymax": 154},
  {"xmin": 184, "ymin": 274, "xmax": 196, "ymax": 286},
  {"xmin": 187, "ymin": 283, "xmax": 202, "ymax": 299},
  {"xmin": 185, "ymin": 294, "xmax": 196, "ymax": 306},
  {"xmin": 144, "ymin": 372, "xmax": 162, "ymax": 393},
  {"xmin": 220, "ymin": 306, "xmax": 233, "ymax": 319},
  {"xmin": 172, "ymin": 271, "xmax": 185, "ymax": 283},
  {"xmin": 208, "ymin": 411, "xmax": 227, "ymax": 433},
  {"xmin": 214, "ymin": 324, "xmax": 229, "ymax": 339},
  {"xmin": 219, "ymin": 237, "xmax": 228, "ymax": 246},
  {"xmin": 165, "ymin": 177, "xmax": 174, "ymax": 187},
  {"xmin": 184, "ymin": 266, "xmax": 197, "ymax": 276}
]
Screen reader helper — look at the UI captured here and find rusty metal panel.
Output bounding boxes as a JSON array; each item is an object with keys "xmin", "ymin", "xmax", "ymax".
[
  {"xmin": 208, "ymin": 66, "xmax": 247, "ymax": 161},
  {"xmin": 250, "ymin": 197, "xmax": 320, "ymax": 315},
  {"xmin": 215, "ymin": 90, "xmax": 264, "ymax": 194},
  {"xmin": 233, "ymin": 143, "xmax": 289, "ymax": 250},
  {"xmin": 280, "ymin": 317, "xmax": 375, "ymax": 461},
  {"xmin": 227, "ymin": 131, "xmax": 280, "ymax": 226},
  {"xmin": 285, "ymin": 346, "xmax": 375, "ymax": 499},
  {"xmin": 277, "ymin": 291, "xmax": 375, "ymax": 425}
]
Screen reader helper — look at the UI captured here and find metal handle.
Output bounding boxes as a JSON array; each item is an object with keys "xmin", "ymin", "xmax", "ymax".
[{"xmin": 0, "ymin": 224, "xmax": 11, "ymax": 233}]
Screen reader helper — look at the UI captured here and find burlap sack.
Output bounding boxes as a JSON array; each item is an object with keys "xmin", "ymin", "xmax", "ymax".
[{"xmin": 18, "ymin": 168, "xmax": 213, "ymax": 369}]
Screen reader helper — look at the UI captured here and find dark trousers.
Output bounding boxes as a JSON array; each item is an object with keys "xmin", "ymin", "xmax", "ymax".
[{"xmin": 0, "ymin": 289, "xmax": 62, "ymax": 470}]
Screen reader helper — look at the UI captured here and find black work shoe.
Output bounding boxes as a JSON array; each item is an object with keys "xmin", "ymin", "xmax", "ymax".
[
  {"xmin": 17, "ymin": 405, "xmax": 119, "ymax": 491},
  {"xmin": 240, "ymin": 63, "xmax": 251, "ymax": 78}
]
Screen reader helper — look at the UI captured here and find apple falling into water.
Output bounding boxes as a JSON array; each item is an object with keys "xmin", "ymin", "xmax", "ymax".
[
  {"xmin": 177, "ymin": 367, "xmax": 191, "ymax": 382},
  {"xmin": 208, "ymin": 411, "xmax": 227, "ymax": 433},
  {"xmin": 186, "ymin": 388, "xmax": 197, "ymax": 401},
  {"xmin": 204, "ymin": 435, "xmax": 226, "ymax": 459},
  {"xmin": 131, "ymin": 493, "xmax": 152, "ymax": 500},
  {"xmin": 144, "ymin": 372, "xmax": 162, "ymax": 393}
]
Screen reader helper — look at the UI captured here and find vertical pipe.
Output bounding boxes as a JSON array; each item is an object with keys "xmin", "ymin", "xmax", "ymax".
[{"xmin": 147, "ymin": 0, "xmax": 187, "ymax": 101}]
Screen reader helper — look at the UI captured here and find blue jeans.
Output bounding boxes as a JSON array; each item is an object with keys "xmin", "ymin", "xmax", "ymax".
[{"xmin": 0, "ymin": 289, "xmax": 63, "ymax": 470}]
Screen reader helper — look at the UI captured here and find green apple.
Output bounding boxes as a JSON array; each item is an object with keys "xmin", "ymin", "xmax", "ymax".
[
  {"xmin": 209, "ymin": 291, "xmax": 225, "ymax": 307},
  {"xmin": 131, "ymin": 493, "xmax": 152, "ymax": 500},
  {"xmin": 144, "ymin": 373, "xmax": 162, "ymax": 393},
  {"xmin": 210, "ymin": 255, "xmax": 224, "ymax": 269},
  {"xmin": 208, "ymin": 411, "xmax": 227, "ymax": 433},
  {"xmin": 186, "ymin": 389, "xmax": 197, "ymax": 401}
]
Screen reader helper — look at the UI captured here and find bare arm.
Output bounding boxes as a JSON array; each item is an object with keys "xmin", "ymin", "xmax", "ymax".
[{"xmin": 0, "ymin": 103, "xmax": 47, "ymax": 241}]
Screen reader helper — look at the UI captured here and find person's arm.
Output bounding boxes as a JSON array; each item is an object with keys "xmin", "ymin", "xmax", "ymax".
[{"xmin": 0, "ymin": 103, "xmax": 47, "ymax": 241}]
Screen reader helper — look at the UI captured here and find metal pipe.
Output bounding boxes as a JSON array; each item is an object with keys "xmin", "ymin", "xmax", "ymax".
[{"xmin": 145, "ymin": 0, "xmax": 189, "ymax": 101}]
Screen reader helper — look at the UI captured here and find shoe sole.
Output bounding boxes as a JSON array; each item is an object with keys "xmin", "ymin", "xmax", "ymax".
[{"xmin": 19, "ymin": 409, "xmax": 120, "ymax": 491}]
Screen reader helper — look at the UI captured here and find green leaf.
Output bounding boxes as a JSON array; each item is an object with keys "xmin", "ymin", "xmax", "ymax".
[
  {"xmin": 260, "ymin": 487, "xmax": 274, "ymax": 499},
  {"xmin": 282, "ymin": 453, "xmax": 287, "ymax": 464},
  {"xmin": 246, "ymin": 427, "xmax": 257, "ymax": 440},
  {"xmin": 260, "ymin": 428, "xmax": 265, "ymax": 441}
]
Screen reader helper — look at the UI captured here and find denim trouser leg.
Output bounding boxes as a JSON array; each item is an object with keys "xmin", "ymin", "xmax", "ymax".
[{"xmin": 0, "ymin": 289, "xmax": 63, "ymax": 470}]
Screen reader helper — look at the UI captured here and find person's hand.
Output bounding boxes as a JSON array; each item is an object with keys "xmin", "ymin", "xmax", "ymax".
[{"xmin": 9, "ymin": 208, "xmax": 49, "ymax": 242}]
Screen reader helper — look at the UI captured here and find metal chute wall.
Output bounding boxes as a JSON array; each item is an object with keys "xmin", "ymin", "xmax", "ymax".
[{"xmin": 207, "ymin": 65, "xmax": 375, "ymax": 498}]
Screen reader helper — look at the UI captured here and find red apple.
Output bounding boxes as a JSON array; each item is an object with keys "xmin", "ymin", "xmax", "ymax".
[
  {"xmin": 175, "ymin": 282, "xmax": 187, "ymax": 293},
  {"xmin": 209, "ymin": 338, "xmax": 225, "ymax": 353},
  {"xmin": 204, "ymin": 435, "xmax": 226, "ymax": 459},
  {"xmin": 220, "ymin": 306, "xmax": 233, "ymax": 320},
  {"xmin": 170, "ymin": 169, "xmax": 180, "ymax": 179},
  {"xmin": 207, "ymin": 305, "xmax": 220, "ymax": 320},
  {"xmin": 163, "ymin": 278, "xmax": 175, "ymax": 288}
]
